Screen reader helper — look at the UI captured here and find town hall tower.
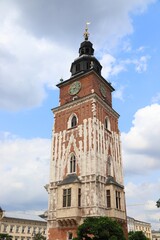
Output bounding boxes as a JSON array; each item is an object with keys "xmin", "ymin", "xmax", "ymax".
[{"xmin": 47, "ymin": 26, "xmax": 127, "ymax": 240}]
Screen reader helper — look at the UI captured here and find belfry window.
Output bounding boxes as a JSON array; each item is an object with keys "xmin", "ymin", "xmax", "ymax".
[
  {"xmin": 86, "ymin": 62, "xmax": 90, "ymax": 69},
  {"xmin": 86, "ymin": 48, "xmax": 89, "ymax": 54},
  {"xmin": 105, "ymin": 116, "xmax": 111, "ymax": 131},
  {"xmin": 71, "ymin": 115, "xmax": 77, "ymax": 128},
  {"xmin": 70, "ymin": 154, "xmax": 76, "ymax": 173},
  {"xmin": 68, "ymin": 114, "xmax": 78, "ymax": 129},
  {"xmin": 76, "ymin": 63, "xmax": 80, "ymax": 72}
]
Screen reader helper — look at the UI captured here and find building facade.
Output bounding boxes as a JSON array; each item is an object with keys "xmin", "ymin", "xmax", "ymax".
[
  {"xmin": 152, "ymin": 230, "xmax": 160, "ymax": 240},
  {"xmin": 127, "ymin": 216, "xmax": 152, "ymax": 239},
  {"xmin": 47, "ymin": 27, "xmax": 127, "ymax": 240},
  {"xmin": 0, "ymin": 208, "xmax": 47, "ymax": 240}
]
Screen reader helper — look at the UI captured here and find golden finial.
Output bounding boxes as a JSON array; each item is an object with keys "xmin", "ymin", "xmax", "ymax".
[{"xmin": 83, "ymin": 22, "xmax": 91, "ymax": 41}]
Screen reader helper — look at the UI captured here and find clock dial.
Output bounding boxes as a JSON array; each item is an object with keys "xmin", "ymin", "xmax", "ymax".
[
  {"xmin": 69, "ymin": 81, "xmax": 81, "ymax": 95},
  {"xmin": 100, "ymin": 84, "xmax": 106, "ymax": 97}
]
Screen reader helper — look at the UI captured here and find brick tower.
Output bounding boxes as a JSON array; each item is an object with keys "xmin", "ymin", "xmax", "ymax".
[{"xmin": 47, "ymin": 26, "xmax": 127, "ymax": 240}]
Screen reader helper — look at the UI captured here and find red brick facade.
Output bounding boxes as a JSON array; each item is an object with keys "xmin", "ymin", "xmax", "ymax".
[
  {"xmin": 48, "ymin": 227, "xmax": 77, "ymax": 240},
  {"xmin": 47, "ymin": 37, "xmax": 128, "ymax": 240}
]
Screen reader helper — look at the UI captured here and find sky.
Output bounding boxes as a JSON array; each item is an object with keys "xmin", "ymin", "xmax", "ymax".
[{"xmin": 0, "ymin": 0, "xmax": 160, "ymax": 230}]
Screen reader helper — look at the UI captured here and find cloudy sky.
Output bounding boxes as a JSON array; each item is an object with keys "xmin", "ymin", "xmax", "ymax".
[{"xmin": 0, "ymin": 0, "xmax": 160, "ymax": 230}]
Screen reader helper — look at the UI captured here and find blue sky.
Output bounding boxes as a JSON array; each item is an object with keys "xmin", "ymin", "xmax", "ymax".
[{"xmin": 0, "ymin": 0, "xmax": 160, "ymax": 230}]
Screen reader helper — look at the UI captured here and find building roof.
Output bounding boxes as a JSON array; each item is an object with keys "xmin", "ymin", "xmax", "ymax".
[
  {"xmin": 3, "ymin": 211, "xmax": 47, "ymax": 222},
  {"xmin": 58, "ymin": 173, "xmax": 81, "ymax": 185},
  {"xmin": 106, "ymin": 176, "xmax": 124, "ymax": 189}
]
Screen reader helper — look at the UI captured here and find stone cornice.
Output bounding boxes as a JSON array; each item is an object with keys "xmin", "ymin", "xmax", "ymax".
[{"xmin": 52, "ymin": 93, "xmax": 119, "ymax": 118}]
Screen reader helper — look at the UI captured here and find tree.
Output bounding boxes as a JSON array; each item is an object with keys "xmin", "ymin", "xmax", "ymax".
[
  {"xmin": 128, "ymin": 231, "xmax": 149, "ymax": 240},
  {"xmin": 32, "ymin": 233, "xmax": 46, "ymax": 240},
  {"xmin": 156, "ymin": 199, "xmax": 160, "ymax": 208},
  {"xmin": 0, "ymin": 233, "xmax": 12, "ymax": 240},
  {"xmin": 73, "ymin": 216, "xmax": 126, "ymax": 240}
]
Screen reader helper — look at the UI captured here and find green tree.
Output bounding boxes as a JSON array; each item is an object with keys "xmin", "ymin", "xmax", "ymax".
[
  {"xmin": 73, "ymin": 216, "xmax": 126, "ymax": 240},
  {"xmin": 156, "ymin": 199, "xmax": 160, "ymax": 208},
  {"xmin": 128, "ymin": 231, "xmax": 149, "ymax": 240},
  {"xmin": 32, "ymin": 233, "xmax": 46, "ymax": 240},
  {"xmin": 0, "ymin": 233, "xmax": 12, "ymax": 240}
]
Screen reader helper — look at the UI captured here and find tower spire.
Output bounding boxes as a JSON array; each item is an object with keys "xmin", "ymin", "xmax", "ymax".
[{"xmin": 83, "ymin": 22, "xmax": 90, "ymax": 41}]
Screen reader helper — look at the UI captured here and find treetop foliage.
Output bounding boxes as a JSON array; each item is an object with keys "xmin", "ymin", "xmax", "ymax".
[
  {"xmin": 128, "ymin": 231, "xmax": 149, "ymax": 240},
  {"xmin": 73, "ymin": 216, "xmax": 126, "ymax": 240}
]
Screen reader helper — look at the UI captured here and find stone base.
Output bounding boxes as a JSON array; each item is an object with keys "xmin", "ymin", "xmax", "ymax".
[{"xmin": 48, "ymin": 226, "xmax": 78, "ymax": 240}]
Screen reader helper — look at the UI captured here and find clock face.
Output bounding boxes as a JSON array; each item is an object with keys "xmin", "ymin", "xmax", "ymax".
[
  {"xmin": 100, "ymin": 84, "xmax": 106, "ymax": 97},
  {"xmin": 69, "ymin": 81, "xmax": 81, "ymax": 95}
]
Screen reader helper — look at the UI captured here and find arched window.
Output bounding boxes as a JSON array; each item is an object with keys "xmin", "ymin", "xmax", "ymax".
[
  {"xmin": 105, "ymin": 116, "xmax": 111, "ymax": 131},
  {"xmin": 70, "ymin": 154, "xmax": 76, "ymax": 173},
  {"xmin": 71, "ymin": 115, "xmax": 77, "ymax": 128},
  {"xmin": 68, "ymin": 113, "xmax": 78, "ymax": 129}
]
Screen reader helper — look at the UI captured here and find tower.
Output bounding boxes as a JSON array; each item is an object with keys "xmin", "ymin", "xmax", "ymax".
[{"xmin": 47, "ymin": 26, "xmax": 127, "ymax": 240}]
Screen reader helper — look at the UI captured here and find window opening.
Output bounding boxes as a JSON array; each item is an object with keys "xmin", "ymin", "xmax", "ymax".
[
  {"xmin": 106, "ymin": 190, "xmax": 111, "ymax": 208},
  {"xmin": 22, "ymin": 226, "xmax": 25, "ymax": 233},
  {"xmin": 116, "ymin": 190, "xmax": 121, "ymax": 210},
  {"xmin": 10, "ymin": 225, "xmax": 14, "ymax": 233},
  {"xmin": 105, "ymin": 118, "xmax": 108, "ymax": 129},
  {"xmin": 63, "ymin": 188, "xmax": 71, "ymax": 207},
  {"xmin": 76, "ymin": 64, "xmax": 80, "ymax": 72},
  {"xmin": 68, "ymin": 232, "xmax": 73, "ymax": 240},
  {"xmin": 86, "ymin": 48, "xmax": 89, "ymax": 54},
  {"xmin": 86, "ymin": 62, "xmax": 90, "ymax": 69},
  {"xmin": 78, "ymin": 188, "xmax": 81, "ymax": 207},
  {"xmin": 105, "ymin": 117, "xmax": 111, "ymax": 131},
  {"xmin": 107, "ymin": 156, "xmax": 111, "ymax": 176},
  {"xmin": 70, "ymin": 154, "xmax": 76, "ymax": 173},
  {"xmin": 71, "ymin": 115, "xmax": 77, "ymax": 128}
]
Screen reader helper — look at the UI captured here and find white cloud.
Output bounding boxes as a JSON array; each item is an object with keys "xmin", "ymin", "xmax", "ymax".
[
  {"xmin": 100, "ymin": 54, "xmax": 126, "ymax": 78},
  {"xmin": 122, "ymin": 104, "xmax": 160, "ymax": 229},
  {"xmin": 100, "ymin": 53, "xmax": 150, "ymax": 82},
  {"xmin": 134, "ymin": 55, "xmax": 150, "ymax": 73},
  {"xmin": 0, "ymin": 6, "xmax": 73, "ymax": 111},
  {"xmin": 122, "ymin": 104, "xmax": 160, "ymax": 174},
  {"xmin": 152, "ymin": 92, "xmax": 160, "ymax": 103},
  {"xmin": 0, "ymin": 0, "xmax": 156, "ymax": 111},
  {"xmin": 0, "ymin": 132, "xmax": 50, "ymax": 210},
  {"xmin": 113, "ymin": 85, "xmax": 126, "ymax": 101},
  {"xmin": 136, "ymin": 46, "xmax": 146, "ymax": 52},
  {"xmin": 126, "ymin": 181, "xmax": 160, "ymax": 229}
]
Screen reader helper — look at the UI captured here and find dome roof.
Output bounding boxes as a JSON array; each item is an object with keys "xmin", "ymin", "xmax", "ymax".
[{"xmin": 70, "ymin": 27, "xmax": 102, "ymax": 76}]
